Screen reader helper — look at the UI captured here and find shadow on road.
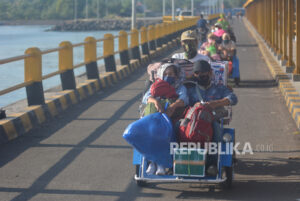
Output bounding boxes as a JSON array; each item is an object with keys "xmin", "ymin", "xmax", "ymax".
[{"xmin": 235, "ymin": 79, "xmax": 278, "ymax": 88}]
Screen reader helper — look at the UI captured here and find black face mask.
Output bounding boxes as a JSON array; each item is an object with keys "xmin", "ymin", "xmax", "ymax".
[
  {"xmin": 197, "ymin": 75, "xmax": 210, "ymax": 86},
  {"xmin": 184, "ymin": 43, "xmax": 197, "ymax": 59}
]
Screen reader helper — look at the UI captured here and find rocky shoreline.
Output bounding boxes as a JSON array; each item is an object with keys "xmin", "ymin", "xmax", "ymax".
[{"xmin": 49, "ymin": 19, "xmax": 162, "ymax": 31}]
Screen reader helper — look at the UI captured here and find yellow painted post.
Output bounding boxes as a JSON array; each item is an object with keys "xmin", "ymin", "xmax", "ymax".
[
  {"xmin": 161, "ymin": 23, "xmax": 166, "ymax": 46},
  {"xmin": 267, "ymin": 0, "xmax": 271, "ymax": 45},
  {"xmin": 119, "ymin": 30, "xmax": 128, "ymax": 52},
  {"xmin": 282, "ymin": 0, "xmax": 288, "ymax": 62},
  {"xmin": 265, "ymin": 0, "xmax": 270, "ymax": 45},
  {"xmin": 140, "ymin": 26, "xmax": 149, "ymax": 55},
  {"xmin": 25, "ymin": 48, "xmax": 42, "ymax": 83},
  {"xmin": 275, "ymin": 0, "xmax": 279, "ymax": 53},
  {"xmin": 155, "ymin": 24, "xmax": 161, "ymax": 47},
  {"xmin": 24, "ymin": 47, "xmax": 45, "ymax": 105},
  {"xmin": 272, "ymin": 0, "xmax": 275, "ymax": 49},
  {"xmin": 130, "ymin": 28, "xmax": 141, "ymax": 60},
  {"xmin": 278, "ymin": 0, "xmax": 283, "ymax": 58},
  {"xmin": 118, "ymin": 30, "xmax": 130, "ymax": 66},
  {"xmin": 148, "ymin": 25, "xmax": 156, "ymax": 51},
  {"xmin": 84, "ymin": 37, "xmax": 97, "ymax": 63},
  {"xmin": 84, "ymin": 37, "xmax": 100, "ymax": 80},
  {"xmin": 59, "ymin": 41, "xmax": 76, "ymax": 90},
  {"xmin": 287, "ymin": 0, "xmax": 294, "ymax": 68},
  {"xmin": 294, "ymin": 0, "xmax": 300, "ymax": 77},
  {"xmin": 103, "ymin": 33, "xmax": 116, "ymax": 72}
]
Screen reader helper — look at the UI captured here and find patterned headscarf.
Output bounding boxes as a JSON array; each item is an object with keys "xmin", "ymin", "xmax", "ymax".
[{"xmin": 157, "ymin": 63, "xmax": 181, "ymax": 89}]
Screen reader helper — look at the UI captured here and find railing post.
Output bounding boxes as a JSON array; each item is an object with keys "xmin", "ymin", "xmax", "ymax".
[
  {"xmin": 275, "ymin": 0, "xmax": 279, "ymax": 55},
  {"xmin": 155, "ymin": 24, "xmax": 161, "ymax": 48},
  {"xmin": 293, "ymin": 0, "xmax": 300, "ymax": 80},
  {"xmin": 84, "ymin": 37, "xmax": 99, "ymax": 80},
  {"xmin": 287, "ymin": 0, "xmax": 294, "ymax": 71},
  {"xmin": 118, "ymin": 30, "xmax": 130, "ymax": 66},
  {"xmin": 59, "ymin": 41, "xmax": 76, "ymax": 90},
  {"xmin": 140, "ymin": 26, "xmax": 149, "ymax": 55},
  {"xmin": 148, "ymin": 25, "xmax": 156, "ymax": 51},
  {"xmin": 103, "ymin": 33, "xmax": 116, "ymax": 72},
  {"xmin": 161, "ymin": 23, "xmax": 166, "ymax": 46},
  {"xmin": 282, "ymin": 0, "xmax": 288, "ymax": 63},
  {"xmin": 130, "ymin": 28, "xmax": 141, "ymax": 61},
  {"xmin": 278, "ymin": 0, "xmax": 283, "ymax": 59},
  {"xmin": 24, "ymin": 47, "xmax": 45, "ymax": 106}
]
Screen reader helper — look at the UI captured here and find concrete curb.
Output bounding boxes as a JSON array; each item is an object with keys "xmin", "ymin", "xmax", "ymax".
[
  {"xmin": 0, "ymin": 39, "xmax": 180, "ymax": 144},
  {"xmin": 244, "ymin": 18, "xmax": 300, "ymax": 129}
]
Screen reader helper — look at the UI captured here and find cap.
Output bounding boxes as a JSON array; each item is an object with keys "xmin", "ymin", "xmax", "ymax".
[
  {"xmin": 193, "ymin": 60, "xmax": 211, "ymax": 73},
  {"xmin": 181, "ymin": 30, "xmax": 197, "ymax": 41}
]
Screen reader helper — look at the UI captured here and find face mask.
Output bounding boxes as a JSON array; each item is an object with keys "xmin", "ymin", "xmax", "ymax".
[
  {"xmin": 163, "ymin": 76, "xmax": 176, "ymax": 85},
  {"xmin": 184, "ymin": 43, "xmax": 197, "ymax": 59},
  {"xmin": 197, "ymin": 75, "xmax": 210, "ymax": 86},
  {"xmin": 223, "ymin": 40, "xmax": 230, "ymax": 44}
]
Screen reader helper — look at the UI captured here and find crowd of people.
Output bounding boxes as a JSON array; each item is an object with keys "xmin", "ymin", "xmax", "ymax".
[{"xmin": 140, "ymin": 14, "xmax": 238, "ymax": 176}]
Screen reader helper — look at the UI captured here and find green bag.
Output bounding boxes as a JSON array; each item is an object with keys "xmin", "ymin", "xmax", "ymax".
[{"xmin": 143, "ymin": 99, "xmax": 173, "ymax": 117}]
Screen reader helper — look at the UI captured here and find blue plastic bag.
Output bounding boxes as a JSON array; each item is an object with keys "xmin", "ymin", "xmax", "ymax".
[
  {"xmin": 123, "ymin": 112, "xmax": 175, "ymax": 168},
  {"xmin": 231, "ymin": 55, "xmax": 240, "ymax": 78}
]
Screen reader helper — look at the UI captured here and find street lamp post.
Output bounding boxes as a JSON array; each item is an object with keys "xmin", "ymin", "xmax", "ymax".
[
  {"xmin": 163, "ymin": 0, "xmax": 166, "ymax": 16},
  {"xmin": 191, "ymin": 0, "xmax": 194, "ymax": 16},
  {"xmin": 74, "ymin": 0, "xmax": 77, "ymax": 22},
  {"xmin": 132, "ymin": 0, "xmax": 137, "ymax": 29},
  {"xmin": 97, "ymin": 0, "xmax": 100, "ymax": 22},
  {"xmin": 172, "ymin": 0, "xmax": 175, "ymax": 21},
  {"xmin": 85, "ymin": 0, "xmax": 88, "ymax": 19}
]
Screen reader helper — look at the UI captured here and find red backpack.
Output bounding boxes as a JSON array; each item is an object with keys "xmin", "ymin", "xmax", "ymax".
[
  {"xmin": 150, "ymin": 79, "xmax": 178, "ymax": 99},
  {"xmin": 178, "ymin": 104, "xmax": 214, "ymax": 146}
]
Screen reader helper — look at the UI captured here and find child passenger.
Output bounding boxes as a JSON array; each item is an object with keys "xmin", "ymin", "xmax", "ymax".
[{"xmin": 142, "ymin": 63, "xmax": 189, "ymax": 175}]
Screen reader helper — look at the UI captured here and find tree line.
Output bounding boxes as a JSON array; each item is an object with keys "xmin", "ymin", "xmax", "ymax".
[{"xmin": 0, "ymin": 0, "xmax": 247, "ymax": 20}]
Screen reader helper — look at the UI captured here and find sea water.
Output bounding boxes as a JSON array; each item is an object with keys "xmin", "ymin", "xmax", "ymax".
[{"xmin": 0, "ymin": 25, "xmax": 121, "ymax": 107}]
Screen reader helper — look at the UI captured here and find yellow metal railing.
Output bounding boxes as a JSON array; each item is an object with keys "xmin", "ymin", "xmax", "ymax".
[
  {"xmin": 244, "ymin": 0, "xmax": 299, "ymax": 77},
  {"xmin": 0, "ymin": 18, "xmax": 197, "ymax": 106}
]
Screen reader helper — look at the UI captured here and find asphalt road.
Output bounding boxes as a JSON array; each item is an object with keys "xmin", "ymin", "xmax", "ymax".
[{"xmin": 0, "ymin": 18, "xmax": 300, "ymax": 201}]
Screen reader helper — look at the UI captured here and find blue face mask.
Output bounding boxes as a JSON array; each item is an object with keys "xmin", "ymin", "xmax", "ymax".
[{"xmin": 163, "ymin": 76, "xmax": 176, "ymax": 85}]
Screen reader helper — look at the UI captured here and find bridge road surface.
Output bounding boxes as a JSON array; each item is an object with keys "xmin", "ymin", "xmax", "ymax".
[{"xmin": 1, "ymin": 19, "xmax": 300, "ymax": 201}]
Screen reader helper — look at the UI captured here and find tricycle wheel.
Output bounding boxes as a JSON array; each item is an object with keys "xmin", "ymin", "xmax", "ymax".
[
  {"xmin": 220, "ymin": 167, "xmax": 233, "ymax": 190},
  {"xmin": 234, "ymin": 77, "xmax": 240, "ymax": 86},
  {"xmin": 135, "ymin": 165, "xmax": 147, "ymax": 187}
]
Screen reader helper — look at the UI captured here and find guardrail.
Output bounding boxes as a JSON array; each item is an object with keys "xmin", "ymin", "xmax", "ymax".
[
  {"xmin": 244, "ymin": 0, "xmax": 299, "ymax": 78},
  {"xmin": 0, "ymin": 18, "xmax": 198, "ymax": 107}
]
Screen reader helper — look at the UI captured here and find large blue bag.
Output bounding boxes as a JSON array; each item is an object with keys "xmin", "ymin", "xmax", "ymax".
[{"xmin": 123, "ymin": 112, "xmax": 175, "ymax": 168}]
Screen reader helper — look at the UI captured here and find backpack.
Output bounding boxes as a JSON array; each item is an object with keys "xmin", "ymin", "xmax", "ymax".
[
  {"xmin": 178, "ymin": 81, "xmax": 214, "ymax": 146},
  {"xmin": 150, "ymin": 79, "xmax": 178, "ymax": 99},
  {"xmin": 178, "ymin": 104, "xmax": 214, "ymax": 146}
]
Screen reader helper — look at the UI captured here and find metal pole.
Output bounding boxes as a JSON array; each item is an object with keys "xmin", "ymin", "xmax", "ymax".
[
  {"xmin": 74, "ymin": 0, "xmax": 77, "ymax": 22},
  {"xmin": 191, "ymin": 0, "xmax": 194, "ymax": 16},
  {"xmin": 221, "ymin": 0, "xmax": 224, "ymax": 13},
  {"xmin": 163, "ymin": 0, "xmax": 166, "ymax": 16},
  {"xmin": 85, "ymin": 0, "xmax": 88, "ymax": 19},
  {"xmin": 132, "ymin": 0, "xmax": 136, "ymax": 29},
  {"xmin": 172, "ymin": 0, "xmax": 175, "ymax": 21},
  {"xmin": 97, "ymin": 0, "xmax": 99, "ymax": 22},
  {"xmin": 105, "ymin": 0, "xmax": 108, "ymax": 16}
]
